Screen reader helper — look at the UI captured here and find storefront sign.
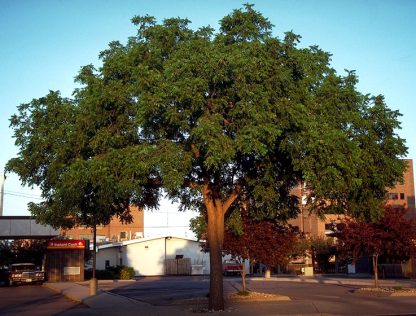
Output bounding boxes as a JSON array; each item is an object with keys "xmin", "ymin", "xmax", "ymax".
[
  {"xmin": 47, "ymin": 240, "xmax": 85, "ymax": 250},
  {"xmin": 64, "ymin": 266, "xmax": 81, "ymax": 275}
]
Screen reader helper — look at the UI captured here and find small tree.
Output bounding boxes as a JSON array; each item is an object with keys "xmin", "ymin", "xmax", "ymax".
[
  {"xmin": 0, "ymin": 240, "xmax": 47, "ymax": 267},
  {"xmin": 337, "ymin": 205, "xmax": 416, "ymax": 287},
  {"xmin": 6, "ymin": 91, "xmax": 135, "ymax": 291},
  {"xmin": 224, "ymin": 213, "xmax": 298, "ymax": 276},
  {"xmin": 0, "ymin": 241, "xmax": 14, "ymax": 267},
  {"xmin": 193, "ymin": 209, "xmax": 299, "ymax": 291}
]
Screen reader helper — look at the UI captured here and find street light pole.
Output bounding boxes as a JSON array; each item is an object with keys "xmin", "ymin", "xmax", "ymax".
[{"xmin": 0, "ymin": 174, "xmax": 4, "ymax": 216}]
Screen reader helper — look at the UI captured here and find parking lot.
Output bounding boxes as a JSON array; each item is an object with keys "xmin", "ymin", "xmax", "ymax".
[
  {"xmin": 4, "ymin": 275, "xmax": 416, "ymax": 315},
  {"xmin": 103, "ymin": 276, "xmax": 416, "ymax": 315},
  {"xmin": 0, "ymin": 284, "xmax": 89, "ymax": 316}
]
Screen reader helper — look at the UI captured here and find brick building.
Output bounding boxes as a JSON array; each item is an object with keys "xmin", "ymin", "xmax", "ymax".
[
  {"xmin": 61, "ymin": 206, "xmax": 144, "ymax": 243},
  {"xmin": 289, "ymin": 159, "xmax": 415, "ymax": 237},
  {"xmin": 385, "ymin": 160, "xmax": 415, "ymax": 214}
]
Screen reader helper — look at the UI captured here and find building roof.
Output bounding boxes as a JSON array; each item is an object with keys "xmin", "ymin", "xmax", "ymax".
[{"xmin": 97, "ymin": 235, "xmax": 199, "ymax": 250}]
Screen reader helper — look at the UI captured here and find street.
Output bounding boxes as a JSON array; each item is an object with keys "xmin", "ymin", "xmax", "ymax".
[
  {"xmin": 0, "ymin": 284, "xmax": 90, "ymax": 316},
  {"xmin": 109, "ymin": 276, "xmax": 416, "ymax": 315},
  {"xmin": 244, "ymin": 279, "xmax": 416, "ymax": 315},
  {"xmin": 109, "ymin": 276, "xmax": 211, "ymax": 305},
  {"xmin": 3, "ymin": 277, "xmax": 416, "ymax": 315}
]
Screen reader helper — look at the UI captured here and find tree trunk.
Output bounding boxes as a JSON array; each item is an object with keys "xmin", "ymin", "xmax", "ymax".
[
  {"xmin": 90, "ymin": 224, "xmax": 98, "ymax": 296},
  {"xmin": 240, "ymin": 262, "xmax": 247, "ymax": 292},
  {"xmin": 93, "ymin": 224, "xmax": 97, "ymax": 279},
  {"xmin": 206, "ymin": 202, "xmax": 225, "ymax": 311},
  {"xmin": 372, "ymin": 254, "xmax": 379, "ymax": 288}
]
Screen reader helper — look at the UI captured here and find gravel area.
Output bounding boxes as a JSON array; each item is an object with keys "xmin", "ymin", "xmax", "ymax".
[
  {"xmin": 356, "ymin": 287, "xmax": 416, "ymax": 296},
  {"xmin": 226, "ymin": 291, "xmax": 290, "ymax": 301}
]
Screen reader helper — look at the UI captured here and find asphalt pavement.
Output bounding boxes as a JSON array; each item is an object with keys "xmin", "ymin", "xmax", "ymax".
[{"xmin": 43, "ymin": 275, "xmax": 416, "ymax": 316}]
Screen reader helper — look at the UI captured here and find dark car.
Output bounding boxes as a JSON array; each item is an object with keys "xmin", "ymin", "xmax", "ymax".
[{"xmin": 8, "ymin": 263, "xmax": 45, "ymax": 286}]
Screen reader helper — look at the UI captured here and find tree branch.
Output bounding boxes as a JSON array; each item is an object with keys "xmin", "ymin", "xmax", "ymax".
[
  {"xmin": 191, "ymin": 144, "xmax": 201, "ymax": 158},
  {"xmin": 223, "ymin": 183, "xmax": 242, "ymax": 216}
]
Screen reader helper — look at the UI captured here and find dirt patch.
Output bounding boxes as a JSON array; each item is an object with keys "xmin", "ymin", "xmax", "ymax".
[
  {"xmin": 226, "ymin": 291, "xmax": 290, "ymax": 302},
  {"xmin": 175, "ymin": 291, "xmax": 290, "ymax": 305}
]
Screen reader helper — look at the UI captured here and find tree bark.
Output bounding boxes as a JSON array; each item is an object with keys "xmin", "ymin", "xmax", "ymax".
[
  {"xmin": 93, "ymin": 224, "xmax": 97, "ymax": 279},
  {"xmin": 240, "ymin": 262, "xmax": 247, "ymax": 292},
  {"xmin": 203, "ymin": 182, "xmax": 239, "ymax": 311},
  {"xmin": 206, "ymin": 201, "xmax": 225, "ymax": 311},
  {"xmin": 90, "ymin": 224, "xmax": 98, "ymax": 296},
  {"xmin": 373, "ymin": 254, "xmax": 379, "ymax": 288}
]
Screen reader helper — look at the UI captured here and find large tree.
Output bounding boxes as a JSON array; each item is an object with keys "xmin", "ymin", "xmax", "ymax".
[{"xmin": 7, "ymin": 5, "xmax": 407, "ymax": 310}]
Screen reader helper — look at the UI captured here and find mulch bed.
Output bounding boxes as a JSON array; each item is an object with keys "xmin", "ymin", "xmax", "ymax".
[{"xmin": 355, "ymin": 287, "xmax": 416, "ymax": 296}]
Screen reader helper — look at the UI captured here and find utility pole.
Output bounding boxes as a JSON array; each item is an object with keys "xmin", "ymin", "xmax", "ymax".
[{"xmin": 0, "ymin": 174, "xmax": 4, "ymax": 216}]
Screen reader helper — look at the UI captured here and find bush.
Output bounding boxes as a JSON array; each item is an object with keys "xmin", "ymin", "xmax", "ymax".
[
  {"xmin": 84, "ymin": 268, "xmax": 116, "ymax": 280},
  {"xmin": 84, "ymin": 266, "xmax": 135, "ymax": 280},
  {"xmin": 120, "ymin": 266, "xmax": 135, "ymax": 280},
  {"xmin": 96, "ymin": 269, "xmax": 117, "ymax": 279}
]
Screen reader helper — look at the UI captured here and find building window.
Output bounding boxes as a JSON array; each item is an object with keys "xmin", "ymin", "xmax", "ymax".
[
  {"xmin": 387, "ymin": 193, "xmax": 399, "ymax": 200},
  {"xmin": 105, "ymin": 260, "xmax": 110, "ymax": 269},
  {"xmin": 120, "ymin": 231, "xmax": 127, "ymax": 239},
  {"xmin": 400, "ymin": 193, "xmax": 405, "ymax": 200}
]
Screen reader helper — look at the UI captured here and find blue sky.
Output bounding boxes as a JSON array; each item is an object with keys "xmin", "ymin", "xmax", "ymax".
[{"xmin": 1, "ymin": 1, "xmax": 415, "ymax": 233}]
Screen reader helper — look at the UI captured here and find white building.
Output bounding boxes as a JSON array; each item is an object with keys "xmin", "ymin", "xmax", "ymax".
[{"xmin": 96, "ymin": 236, "xmax": 210, "ymax": 276}]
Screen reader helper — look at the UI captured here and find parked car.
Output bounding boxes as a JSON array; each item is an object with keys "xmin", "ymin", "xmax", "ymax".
[
  {"xmin": 8, "ymin": 263, "xmax": 45, "ymax": 286},
  {"xmin": 222, "ymin": 259, "xmax": 243, "ymax": 276}
]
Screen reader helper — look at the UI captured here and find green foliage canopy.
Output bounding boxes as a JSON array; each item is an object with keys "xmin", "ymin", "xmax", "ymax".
[{"xmin": 7, "ymin": 5, "xmax": 407, "ymax": 226}]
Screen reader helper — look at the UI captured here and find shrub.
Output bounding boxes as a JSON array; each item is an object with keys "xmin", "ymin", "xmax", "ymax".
[
  {"xmin": 84, "ymin": 266, "xmax": 135, "ymax": 280},
  {"xmin": 120, "ymin": 266, "xmax": 135, "ymax": 280},
  {"xmin": 96, "ymin": 269, "xmax": 117, "ymax": 279}
]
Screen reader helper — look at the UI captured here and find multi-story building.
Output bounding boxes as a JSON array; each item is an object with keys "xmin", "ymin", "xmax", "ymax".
[
  {"xmin": 289, "ymin": 159, "xmax": 415, "ymax": 237},
  {"xmin": 386, "ymin": 160, "xmax": 415, "ymax": 214},
  {"xmin": 61, "ymin": 206, "xmax": 144, "ymax": 243}
]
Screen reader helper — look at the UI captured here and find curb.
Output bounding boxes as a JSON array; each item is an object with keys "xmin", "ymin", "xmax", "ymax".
[{"xmin": 248, "ymin": 276, "xmax": 416, "ymax": 287}]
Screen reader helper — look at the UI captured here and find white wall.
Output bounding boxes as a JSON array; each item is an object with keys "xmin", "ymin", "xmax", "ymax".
[
  {"xmin": 96, "ymin": 247, "xmax": 120, "ymax": 270},
  {"xmin": 96, "ymin": 237, "xmax": 210, "ymax": 276}
]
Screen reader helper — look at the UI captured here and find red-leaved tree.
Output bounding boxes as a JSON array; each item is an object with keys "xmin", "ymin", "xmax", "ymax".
[
  {"xmin": 337, "ymin": 205, "xmax": 416, "ymax": 288},
  {"xmin": 223, "ymin": 212, "xmax": 299, "ymax": 290},
  {"xmin": 194, "ymin": 210, "xmax": 300, "ymax": 292}
]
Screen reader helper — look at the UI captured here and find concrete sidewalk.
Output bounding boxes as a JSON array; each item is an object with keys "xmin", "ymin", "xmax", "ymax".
[
  {"xmin": 44, "ymin": 280, "xmax": 198, "ymax": 316},
  {"xmin": 44, "ymin": 275, "xmax": 416, "ymax": 316}
]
